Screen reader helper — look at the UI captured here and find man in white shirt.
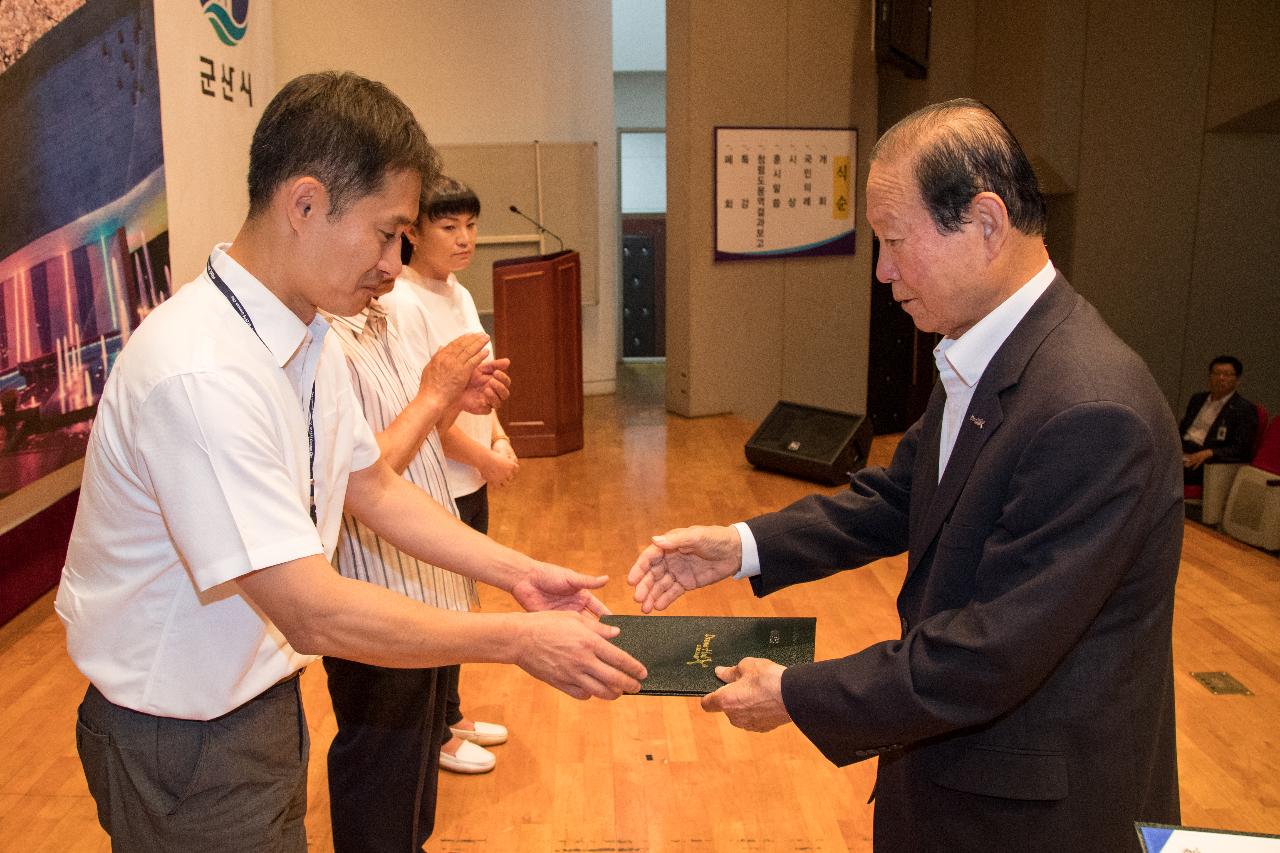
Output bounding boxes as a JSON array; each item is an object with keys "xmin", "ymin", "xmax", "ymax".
[
  {"xmin": 56, "ymin": 71, "xmax": 644, "ymax": 853},
  {"xmin": 626, "ymin": 99, "xmax": 1182, "ymax": 852}
]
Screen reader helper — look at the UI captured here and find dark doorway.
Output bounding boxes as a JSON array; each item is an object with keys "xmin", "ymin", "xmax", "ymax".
[{"xmin": 865, "ymin": 240, "xmax": 937, "ymax": 434}]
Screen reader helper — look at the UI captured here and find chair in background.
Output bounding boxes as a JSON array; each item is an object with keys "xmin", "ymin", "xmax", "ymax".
[
  {"xmin": 1220, "ymin": 414, "xmax": 1280, "ymax": 551},
  {"xmin": 1185, "ymin": 402, "xmax": 1269, "ymax": 526}
]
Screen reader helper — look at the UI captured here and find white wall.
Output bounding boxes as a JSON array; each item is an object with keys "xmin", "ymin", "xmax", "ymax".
[
  {"xmin": 620, "ymin": 132, "xmax": 666, "ymax": 213},
  {"xmin": 612, "ymin": 0, "xmax": 665, "ymax": 71},
  {"xmin": 273, "ymin": 1, "xmax": 620, "ymax": 395},
  {"xmin": 615, "ymin": 70, "xmax": 665, "ymax": 128}
]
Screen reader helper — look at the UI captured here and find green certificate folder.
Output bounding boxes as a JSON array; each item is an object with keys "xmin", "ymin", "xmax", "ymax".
[{"xmin": 601, "ymin": 615, "xmax": 816, "ymax": 696}]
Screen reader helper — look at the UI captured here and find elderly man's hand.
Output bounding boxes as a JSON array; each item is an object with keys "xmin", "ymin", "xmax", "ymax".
[
  {"xmin": 701, "ymin": 657, "xmax": 791, "ymax": 732},
  {"xmin": 626, "ymin": 525, "xmax": 743, "ymax": 613}
]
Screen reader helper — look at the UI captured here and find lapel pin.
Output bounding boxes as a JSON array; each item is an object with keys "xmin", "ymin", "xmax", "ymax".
[{"xmin": 968, "ymin": 415, "xmax": 985, "ymax": 429}]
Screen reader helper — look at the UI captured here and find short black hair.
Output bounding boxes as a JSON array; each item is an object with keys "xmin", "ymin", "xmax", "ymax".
[
  {"xmin": 422, "ymin": 175, "xmax": 481, "ymax": 222},
  {"xmin": 247, "ymin": 71, "xmax": 440, "ymax": 219},
  {"xmin": 400, "ymin": 175, "xmax": 482, "ymax": 264},
  {"xmin": 873, "ymin": 98, "xmax": 1047, "ymax": 236},
  {"xmin": 1209, "ymin": 355, "xmax": 1243, "ymax": 377}
]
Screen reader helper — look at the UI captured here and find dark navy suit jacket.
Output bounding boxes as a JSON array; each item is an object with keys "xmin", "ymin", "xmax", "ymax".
[{"xmin": 747, "ymin": 276, "xmax": 1182, "ymax": 853}]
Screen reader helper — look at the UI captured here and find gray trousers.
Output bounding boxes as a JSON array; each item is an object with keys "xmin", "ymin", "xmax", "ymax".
[{"xmin": 75, "ymin": 674, "xmax": 309, "ymax": 852}]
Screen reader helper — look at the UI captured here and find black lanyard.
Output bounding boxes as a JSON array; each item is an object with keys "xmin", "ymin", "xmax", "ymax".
[{"xmin": 207, "ymin": 257, "xmax": 318, "ymax": 526}]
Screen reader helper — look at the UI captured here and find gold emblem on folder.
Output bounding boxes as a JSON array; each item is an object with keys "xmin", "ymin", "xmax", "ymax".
[{"xmin": 686, "ymin": 633, "xmax": 717, "ymax": 668}]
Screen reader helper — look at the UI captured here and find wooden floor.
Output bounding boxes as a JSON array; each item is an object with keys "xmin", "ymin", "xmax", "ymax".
[{"xmin": 1, "ymin": 363, "xmax": 1278, "ymax": 851}]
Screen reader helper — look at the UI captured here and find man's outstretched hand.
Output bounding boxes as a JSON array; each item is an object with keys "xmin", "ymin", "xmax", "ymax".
[{"xmin": 626, "ymin": 525, "xmax": 743, "ymax": 613}]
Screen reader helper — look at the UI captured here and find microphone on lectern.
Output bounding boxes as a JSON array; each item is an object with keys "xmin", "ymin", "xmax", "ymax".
[{"xmin": 509, "ymin": 204, "xmax": 565, "ymax": 252}]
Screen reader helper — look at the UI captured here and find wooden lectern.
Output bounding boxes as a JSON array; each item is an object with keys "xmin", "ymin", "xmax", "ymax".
[{"xmin": 492, "ymin": 250, "xmax": 583, "ymax": 457}]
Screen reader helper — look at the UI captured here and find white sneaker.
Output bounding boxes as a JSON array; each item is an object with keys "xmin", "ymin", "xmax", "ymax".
[
  {"xmin": 451, "ymin": 720, "xmax": 508, "ymax": 746},
  {"xmin": 439, "ymin": 739, "xmax": 495, "ymax": 774}
]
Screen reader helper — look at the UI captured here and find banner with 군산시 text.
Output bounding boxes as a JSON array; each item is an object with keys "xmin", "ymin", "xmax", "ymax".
[{"xmin": 153, "ymin": 0, "xmax": 274, "ymax": 288}]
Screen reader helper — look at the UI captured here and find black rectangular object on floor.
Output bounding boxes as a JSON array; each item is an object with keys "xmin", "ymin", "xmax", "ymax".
[{"xmin": 745, "ymin": 401, "xmax": 873, "ymax": 485}]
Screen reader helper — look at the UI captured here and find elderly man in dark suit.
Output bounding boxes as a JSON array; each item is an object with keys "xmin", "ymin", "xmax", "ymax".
[
  {"xmin": 1179, "ymin": 355, "xmax": 1258, "ymax": 486},
  {"xmin": 628, "ymin": 99, "xmax": 1182, "ymax": 852}
]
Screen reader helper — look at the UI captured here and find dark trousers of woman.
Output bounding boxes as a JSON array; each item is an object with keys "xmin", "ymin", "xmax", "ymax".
[
  {"xmin": 441, "ymin": 485, "xmax": 489, "ymax": 745},
  {"xmin": 325, "ymin": 658, "xmax": 449, "ymax": 853}
]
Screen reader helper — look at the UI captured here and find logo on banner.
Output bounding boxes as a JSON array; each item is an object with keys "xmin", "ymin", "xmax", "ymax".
[{"xmin": 198, "ymin": 0, "xmax": 250, "ymax": 46}]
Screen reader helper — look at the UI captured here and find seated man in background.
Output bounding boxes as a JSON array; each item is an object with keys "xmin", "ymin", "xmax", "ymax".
[{"xmin": 1180, "ymin": 355, "xmax": 1257, "ymax": 485}]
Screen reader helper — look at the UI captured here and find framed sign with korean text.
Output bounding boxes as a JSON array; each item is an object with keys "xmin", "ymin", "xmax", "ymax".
[{"xmin": 714, "ymin": 127, "xmax": 856, "ymax": 261}]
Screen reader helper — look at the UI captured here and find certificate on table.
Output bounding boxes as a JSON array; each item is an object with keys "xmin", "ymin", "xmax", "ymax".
[
  {"xmin": 1138, "ymin": 824, "xmax": 1280, "ymax": 852},
  {"xmin": 601, "ymin": 615, "xmax": 815, "ymax": 696}
]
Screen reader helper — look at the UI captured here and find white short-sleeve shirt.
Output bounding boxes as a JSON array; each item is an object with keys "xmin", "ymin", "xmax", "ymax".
[
  {"xmin": 55, "ymin": 244, "xmax": 380, "ymax": 720},
  {"xmin": 381, "ymin": 270, "xmax": 490, "ymax": 497}
]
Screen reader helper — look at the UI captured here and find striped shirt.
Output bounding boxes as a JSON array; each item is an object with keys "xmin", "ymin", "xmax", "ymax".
[{"xmin": 324, "ymin": 300, "xmax": 478, "ymax": 611}]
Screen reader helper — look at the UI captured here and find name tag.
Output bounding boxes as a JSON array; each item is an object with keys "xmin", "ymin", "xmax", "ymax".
[{"xmin": 1216, "ymin": 424, "xmax": 1228, "ymax": 441}]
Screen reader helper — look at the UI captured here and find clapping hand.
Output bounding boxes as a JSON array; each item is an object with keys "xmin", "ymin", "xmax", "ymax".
[
  {"xmin": 480, "ymin": 444, "xmax": 519, "ymax": 487},
  {"xmin": 420, "ymin": 333, "xmax": 511, "ymax": 415}
]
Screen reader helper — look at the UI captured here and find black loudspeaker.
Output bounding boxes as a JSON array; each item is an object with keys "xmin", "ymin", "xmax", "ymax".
[{"xmin": 745, "ymin": 402, "xmax": 874, "ymax": 485}]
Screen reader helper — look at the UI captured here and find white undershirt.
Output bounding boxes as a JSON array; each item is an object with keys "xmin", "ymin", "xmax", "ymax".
[
  {"xmin": 931, "ymin": 260, "xmax": 1056, "ymax": 481},
  {"xmin": 1183, "ymin": 392, "xmax": 1233, "ymax": 446}
]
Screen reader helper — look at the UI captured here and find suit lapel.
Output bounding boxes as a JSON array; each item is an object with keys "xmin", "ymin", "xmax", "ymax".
[
  {"xmin": 909, "ymin": 390, "xmax": 1005, "ymax": 575},
  {"xmin": 909, "ymin": 382, "xmax": 946, "ymax": 546},
  {"xmin": 907, "ymin": 275, "xmax": 1080, "ymax": 576}
]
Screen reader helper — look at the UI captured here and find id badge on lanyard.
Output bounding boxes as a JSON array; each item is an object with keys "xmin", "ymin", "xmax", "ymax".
[{"xmin": 206, "ymin": 257, "xmax": 319, "ymax": 525}]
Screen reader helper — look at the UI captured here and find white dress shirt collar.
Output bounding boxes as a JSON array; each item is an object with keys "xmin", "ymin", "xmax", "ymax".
[
  {"xmin": 932, "ymin": 259, "xmax": 1056, "ymax": 481},
  {"xmin": 938, "ymin": 259, "xmax": 1057, "ymax": 390},
  {"xmin": 209, "ymin": 243, "xmax": 327, "ymax": 366},
  {"xmin": 740, "ymin": 259, "xmax": 1060, "ymax": 575}
]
